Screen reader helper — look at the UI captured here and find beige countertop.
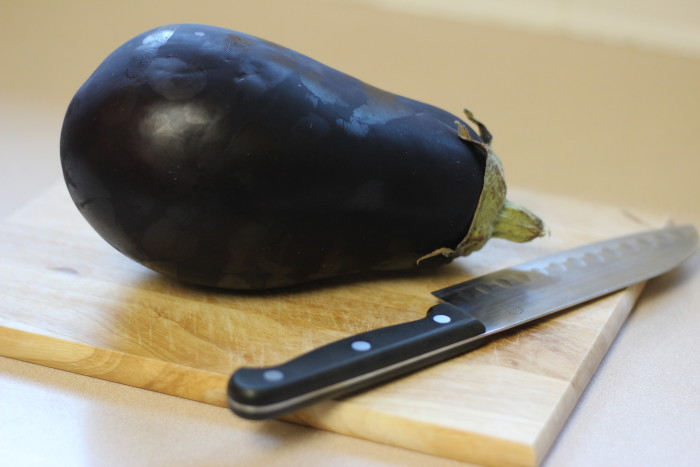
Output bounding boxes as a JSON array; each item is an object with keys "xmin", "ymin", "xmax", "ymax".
[{"xmin": 2, "ymin": 1, "xmax": 699, "ymax": 465}]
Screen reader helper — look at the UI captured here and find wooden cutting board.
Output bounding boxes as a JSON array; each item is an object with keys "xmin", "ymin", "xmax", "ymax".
[{"xmin": 0, "ymin": 184, "xmax": 665, "ymax": 466}]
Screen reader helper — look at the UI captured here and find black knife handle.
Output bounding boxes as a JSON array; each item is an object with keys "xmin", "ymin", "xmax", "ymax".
[{"xmin": 227, "ymin": 302, "xmax": 486, "ymax": 419}]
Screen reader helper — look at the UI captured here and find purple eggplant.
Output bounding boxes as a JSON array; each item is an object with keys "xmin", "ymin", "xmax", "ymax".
[{"xmin": 60, "ymin": 24, "xmax": 544, "ymax": 290}]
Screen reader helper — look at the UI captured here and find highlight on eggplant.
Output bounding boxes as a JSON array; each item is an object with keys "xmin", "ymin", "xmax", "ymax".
[{"xmin": 60, "ymin": 23, "xmax": 545, "ymax": 290}]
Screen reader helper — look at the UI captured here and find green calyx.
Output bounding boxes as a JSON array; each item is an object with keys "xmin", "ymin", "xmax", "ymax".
[{"xmin": 417, "ymin": 110, "xmax": 546, "ymax": 264}]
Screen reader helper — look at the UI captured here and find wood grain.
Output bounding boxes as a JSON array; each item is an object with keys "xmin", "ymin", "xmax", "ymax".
[{"xmin": 0, "ymin": 184, "xmax": 664, "ymax": 466}]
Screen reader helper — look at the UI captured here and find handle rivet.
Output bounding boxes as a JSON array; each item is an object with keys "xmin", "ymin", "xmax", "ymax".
[
  {"xmin": 351, "ymin": 340, "xmax": 372, "ymax": 352},
  {"xmin": 263, "ymin": 369, "xmax": 284, "ymax": 382},
  {"xmin": 433, "ymin": 314, "xmax": 451, "ymax": 324}
]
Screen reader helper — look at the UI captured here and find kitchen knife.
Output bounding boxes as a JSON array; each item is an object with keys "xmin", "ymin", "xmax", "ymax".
[{"xmin": 228, "ymin": 224, "xmax": 698, "ymax": 420}]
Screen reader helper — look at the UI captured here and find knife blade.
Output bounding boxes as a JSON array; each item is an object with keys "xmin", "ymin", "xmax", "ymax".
[{"xmin": 227, "ymin": 224, "xmax": 698, "ymax": 420}]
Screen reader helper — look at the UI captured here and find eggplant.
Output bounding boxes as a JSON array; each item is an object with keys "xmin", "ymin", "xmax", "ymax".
[{"xmin": 60, "ymin": 24, "xmax": 544, "ymax": 290}]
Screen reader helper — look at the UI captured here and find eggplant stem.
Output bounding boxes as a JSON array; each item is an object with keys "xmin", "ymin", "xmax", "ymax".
[
  {"xmin": 416, "ymin": 118, "xmax": 545, "ymax": 265},
  {"xmin": 456, "ymin": 146, "xmax": 546, "ymax": 255},
  {"xmin": 492, "ymin": 200, "xmax": 547, "ymax": 242}
]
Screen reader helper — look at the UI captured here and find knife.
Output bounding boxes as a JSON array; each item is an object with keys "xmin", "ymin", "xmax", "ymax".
[{"xmin": 227, "ymin": 224, "xmax": 698, "ymax": 420}]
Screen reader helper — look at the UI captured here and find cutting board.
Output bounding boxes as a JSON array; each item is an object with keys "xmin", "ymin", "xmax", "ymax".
[{"xmin": 0, "ymin": 184, "xmax": 665, "ymax": 466}]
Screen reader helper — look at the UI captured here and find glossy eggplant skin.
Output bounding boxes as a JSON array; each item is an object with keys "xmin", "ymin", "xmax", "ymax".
[{"xmin": 60, "ymin": 24, "xmax": 487, "ymax": 289}]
